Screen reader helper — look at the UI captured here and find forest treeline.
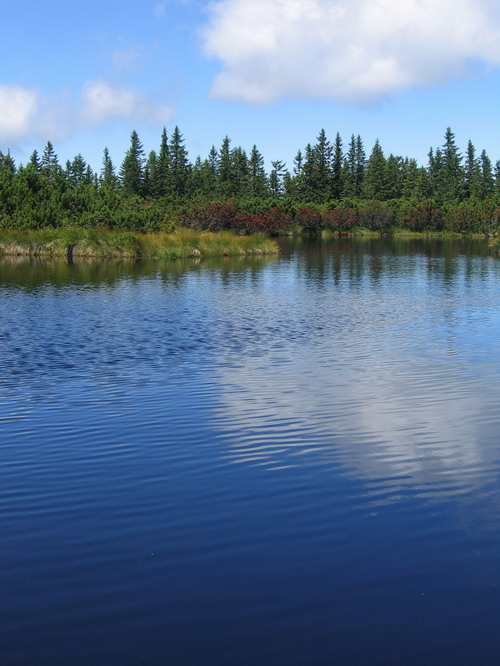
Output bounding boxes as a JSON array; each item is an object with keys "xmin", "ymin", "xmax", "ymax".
[{"xmin": 1, "ymin": 126, "xmax": 500, "ymax": 234}]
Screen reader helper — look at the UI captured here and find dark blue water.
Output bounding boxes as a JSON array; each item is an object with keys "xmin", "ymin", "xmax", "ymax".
[{"xmin": 1, "ymin": 238, "xmax": 500, "ymax": 665}]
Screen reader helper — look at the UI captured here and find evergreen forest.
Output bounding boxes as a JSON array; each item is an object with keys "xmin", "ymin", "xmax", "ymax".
[{"xmin": 1, "ymin": 126, "xmax": 500, "ymax": 234}]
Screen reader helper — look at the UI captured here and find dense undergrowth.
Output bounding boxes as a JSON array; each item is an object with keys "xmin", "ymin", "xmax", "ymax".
[
  {"xmin": 2, "ymin": 194, "xmax": 500, "ymax": 237},
  {"xmin": 174, "ymin": 198, "xmax": 500, "ymax": 235}
]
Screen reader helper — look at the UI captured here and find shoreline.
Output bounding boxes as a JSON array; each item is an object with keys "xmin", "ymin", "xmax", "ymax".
[
  {"xmin": 0, "ymin": 229, "xmax": 279, "ymax": 259},
  {"xmin": 0, "ymin": 228, "xmax": 497, "ymax": 260}
]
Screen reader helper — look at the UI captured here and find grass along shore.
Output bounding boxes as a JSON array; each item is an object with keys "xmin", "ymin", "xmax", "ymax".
[
  {"xmin": 0, "ymin": 229, "xmax": 279, "ymax": 259},
  {"xmin": 0, "ymin": 227, "xmax": 496, "ymax": 260}
]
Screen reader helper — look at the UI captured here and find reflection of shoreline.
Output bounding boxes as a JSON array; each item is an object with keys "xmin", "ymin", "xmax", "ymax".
[
  {"xmin": 0, "ymin": 254, "xmax": 278, "ymax": 291},
  {"xmin": 279, "ymin": 236, "xmax": 492, "ymax": 258},
  {"xmin": 1, "ymin": 236, "xmax": 494, "ymax": 290}
]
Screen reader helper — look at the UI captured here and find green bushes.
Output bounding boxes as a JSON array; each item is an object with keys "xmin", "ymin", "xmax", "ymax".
[
  {"xmin": 445, "ymin": 200, "xmax": 500, "ymax": 233},
  {"xmin": 400, "ymin": 200, "xmax": 444, "ymax": 232},
  {"xmin": 1, "ymin": 171, "xmax": 499, "ymax": 237}
]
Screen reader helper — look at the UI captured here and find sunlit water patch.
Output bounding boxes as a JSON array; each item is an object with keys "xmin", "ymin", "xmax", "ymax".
[{"xmin": 1, "ymin": 239, "xmax": 500, "ymax": 665}]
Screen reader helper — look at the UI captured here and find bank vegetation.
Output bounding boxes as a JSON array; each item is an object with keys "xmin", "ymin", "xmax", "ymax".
[{"xmin": 1, "ymin": 127, "xmax": 499, "ymax": 243}]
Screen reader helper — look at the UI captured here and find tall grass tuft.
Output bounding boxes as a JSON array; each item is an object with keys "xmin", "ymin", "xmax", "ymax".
[{"xmin": 0, "ymin": 228, "xmax": 279, "ymax": 259}]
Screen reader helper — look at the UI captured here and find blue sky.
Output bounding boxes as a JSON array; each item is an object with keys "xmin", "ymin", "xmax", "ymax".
[{"xmin": 2, "ymin": 0, "xmax": 500, "ymax": 173}]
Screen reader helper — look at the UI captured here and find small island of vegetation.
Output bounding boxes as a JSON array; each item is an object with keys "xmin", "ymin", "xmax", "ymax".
[
  {"xmin": 1, "ymin": 126, "xmax": 499, "ymax": 256},
  {"xmin": 0, "ymin": 228, "xmax": 278, "ymax": 260}
]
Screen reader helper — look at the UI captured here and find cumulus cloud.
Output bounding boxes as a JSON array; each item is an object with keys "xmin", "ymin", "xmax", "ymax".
[
  {"xmin": 0, "ymin": 85, "xmax": 38, "ymax": 141},
  {"xmin": 201, "ymin": 0, "xmax": 500, "ymax": 104},
  {"xmin": 80, "ymin": 80, "xmax": 174, "ymax": 126},
  {"xmin": 0, "ymin": 79, "xmax": 174, "ymax": 145}
]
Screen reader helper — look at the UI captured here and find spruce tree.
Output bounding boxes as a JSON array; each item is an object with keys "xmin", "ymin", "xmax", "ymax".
[
  {"xmin": 283, "ymin": 171, "xmax": 294, "ymax": 198},
  {"xmin": 101, "ymin": 147, "xmax": 117, "ymax": 189},
  {"xmin": 186, "ymin": 156, "xmax": 216, "ymax": 199},
  {"xmin": 355, "ymin": 135, "xmax": 366, "ymax": 197},
  {"xmin": 292, "ymin": 150, "xmax": 305, "ymax": 200},
  {"xmin": 144, "ymin": 150, "xmax": 158, "ymax": 197},
  {"xmin": 269, "ymin": 160, "xmax": 286, "ymax": 198},
  {"xmin": 293, "ymin": 150, "xmax": 303, "ymax": 177},
  {"xmin": 331, "ymin": 133, "xmax": 343, "ymax": 199},
  {"xmin": 480, "ymin": 150, "xmax": 494, "ymax": 199},
  {"xmin": 155, "ymin": 127, "xmax": 171, "ymax": 197},
  {"xmin": 464, "ymin": 140, "xmax": 481, "ymax": 199},
  {"xmin": 428, "ymin": 147, "xmax": 445, "ymax": 200},
  {"xmin": 341, "ymin": 135, "xmax": 357, "ymax": 198},
  {"xmin": 41, "ymin": 141, "xmax": 60, "ymax": 180},
  {"xmin": 363, "ymin": 140, "xmax": 388, "ymax": 200},
  {"xmin": 70, "ymin": 154, "xmax": 87, "ymax": 185},
  {"xmin": 416, "ymin": 167, "xmax": 432, "ymax": 199},
  {"xmin": 208, "ymin": 146, "xmax": 218, "ymax": 180},
  {"xmin": 402, "ymin": 158, "xmax": 419, "ymax": 199},
  {"xmin": 217, "ymin": 136, "xmax": 234, "ymax": 198},
  {"xmin": 231, "ymin": 146, "xmax": 250, "ymax": 197},
  {"xmin": 249, "ymin": 145, "xmax": 268, "ymax": 198},
  {"xmin": 168, "ymin": 126, "xmax": 189, "ymax": 199},
  {"xmin": 84, "ymin": 165, "xmax": 94, "ymax": 186},
  {"xmin": 302, "ymin": 144, "xmax": 319, "ymax": 201},
  {"xmin": 29, "ymin": 150, "xmax": 41, "ymax": 172},
  {"xmin": 313, "ymin": 128, "xmax": 332, "ymax": 202},
  {"xmin": 0, "ymin": 150, "xmax": 16, "ymax": 175},
  {"xmin": 120, "ymin": 130, "xmax": 145, "ymax": 196},
  {"xmin": 441, "ymin": 127, "xmax": 464, "ymax": 202},
  {"xmin": 385, "ymin": 154, "xmax": 404, "ymax": 200}
]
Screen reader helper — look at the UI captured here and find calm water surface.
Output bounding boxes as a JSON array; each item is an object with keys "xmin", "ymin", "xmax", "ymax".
[{"xmin": 1, "ymin": 238, "xmax": 499, "ymax": 665}]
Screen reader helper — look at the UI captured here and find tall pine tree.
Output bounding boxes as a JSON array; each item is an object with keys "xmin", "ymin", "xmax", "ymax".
[
  {"xmin": 168, "ymin": 126, "xmax": 189, "ymax": 199},
  {"xmin": 331, "ymin": 133, "xmax": 343, "ymax": 199},
  {"xmin": 249, "ymin": 145, "xmax": 268, "ymax": 197},
  {"xmin": 363, "ymin": 140, "xmax": 387, "ymax": 200},
  {"xmin": 120, "ymin": 130, "xmax": 145, "ymax": 196},
  {"xmin": 441, "ymin": 127, "xmax": 464, "ymax": 202}
]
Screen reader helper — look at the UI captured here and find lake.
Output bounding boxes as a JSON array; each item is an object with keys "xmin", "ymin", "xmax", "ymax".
[{"xmin": 1, "ymin": 237, "xmax": 500, "ymax": 665}]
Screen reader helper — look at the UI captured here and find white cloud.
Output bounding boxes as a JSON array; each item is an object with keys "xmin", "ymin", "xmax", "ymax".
[
  {"xmin": 0, "ymin": 85, "xmax": 38, "ymax": 141},
  {"xmin": 80, "ymin": 80, "xmax": 174, "ymax": 126},
  {"xmin": 201, "ymin": 0, "xmax": 500, "ymax": 104},
  {"xmin": 0, "ymin": 79, "xmax": 175, "ymax": 145}
]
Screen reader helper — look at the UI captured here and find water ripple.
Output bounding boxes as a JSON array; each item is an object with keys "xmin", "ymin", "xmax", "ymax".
[{"xmin": 1, "ymin": 241, "xmax": 500, "ymax": 665}]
